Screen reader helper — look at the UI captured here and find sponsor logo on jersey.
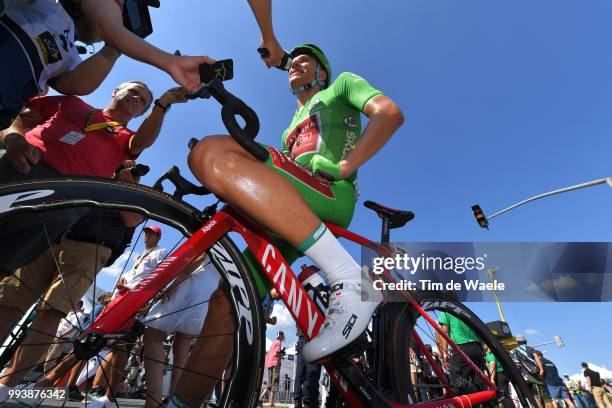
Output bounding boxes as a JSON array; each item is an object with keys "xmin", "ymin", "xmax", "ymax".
[
  {"xmin": 342, "ymin": 130, "xmax": 357, "ymax": 158},
  {"xmin": 285, "ymin": 113, "xmax": 322, "ymax": 160},
  {"xmin": 343, "ymin": 116, "xmax": 358, "ymax": 128},
  {"xmin": 35, "ymin": 31, "xmax": 63, "ymax": 65}
]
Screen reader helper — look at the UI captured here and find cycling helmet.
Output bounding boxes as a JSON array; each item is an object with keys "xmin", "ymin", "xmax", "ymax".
[{"xmin": 289, "ymin": 43, "xmax": 331, "ymax": 94}]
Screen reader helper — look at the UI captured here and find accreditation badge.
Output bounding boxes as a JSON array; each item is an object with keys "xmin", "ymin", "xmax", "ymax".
[{"xmin": 59, "ymin": 131, "xmax": 86, "ymax": 145}]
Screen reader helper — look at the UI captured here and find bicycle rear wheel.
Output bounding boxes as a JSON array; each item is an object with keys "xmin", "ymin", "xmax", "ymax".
[
  {"xmin": 385, "ymin": 291, "xmax": 537, "ymax": 408},
  {"xmin": 0, "ymin": 177, "xmax": 265, "ymax": 408}
]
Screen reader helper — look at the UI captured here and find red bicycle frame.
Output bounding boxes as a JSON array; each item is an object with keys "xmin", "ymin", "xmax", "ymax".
[{"xmin": 85, "ymin": 204, "xmax": 496, "ymax": 408}]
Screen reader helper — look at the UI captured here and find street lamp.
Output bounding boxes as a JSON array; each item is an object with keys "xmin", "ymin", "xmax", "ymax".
[
  {"xmin": 472, "ymin": 177, "xmax": 612, "ymax": 228},
  {"xmin": 532, "ymin": 336, "xmax": 564, "ymax": 348}
]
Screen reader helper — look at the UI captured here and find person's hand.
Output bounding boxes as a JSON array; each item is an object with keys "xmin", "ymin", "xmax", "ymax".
[
  {"xmin": 539, "ymin": 368, "xmax": 545, "ymax": 378},
  {"xmin": 259, "ymin": 37, "xmax": 286, "ymax": 68},
  {"xmin": 158, "ymin": 87, "xmax": 188, "ymax": 107},
  {"xmin": 117, "ymin": 167, "xmax": 135, "ymax": 183},
  {"xmin": 165, "ymin": 55, "xmax": 216, "ymax": 92},
  {"xmin": 116, "ymin": 277, "xmax": 127, "ymax": 290},
  {"xmin": 4, "ymin": 133, "xmax": 41, "ymax": 173}
]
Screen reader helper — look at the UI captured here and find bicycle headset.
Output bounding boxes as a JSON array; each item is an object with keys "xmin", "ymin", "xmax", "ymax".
[{"xmin": 289, "ymin": 43, "xmax": 332, "ymax": 95}]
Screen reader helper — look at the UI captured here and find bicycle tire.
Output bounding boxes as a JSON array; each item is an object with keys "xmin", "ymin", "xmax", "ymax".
[
  {"xmin": 386, "ymin": 291, "xmax": 537, "ymax": 408},
  {"xmin": 0, "ymin": 177, "xmax": 265, "ymax": 408}
]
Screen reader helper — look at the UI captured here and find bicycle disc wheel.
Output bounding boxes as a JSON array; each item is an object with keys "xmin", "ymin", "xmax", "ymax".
[
  {"xmin": 0, "ymin": 177, "xmax": 265, "ymax": 408},
  {"xmin": 386, "ymin": 291, "xmax": 537, "ymax": 408}
]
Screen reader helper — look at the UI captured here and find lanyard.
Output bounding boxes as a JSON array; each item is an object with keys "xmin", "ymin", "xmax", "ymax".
[{"xmin": 83, "ymin": 109, "xmax": 123, "ymax": 133}]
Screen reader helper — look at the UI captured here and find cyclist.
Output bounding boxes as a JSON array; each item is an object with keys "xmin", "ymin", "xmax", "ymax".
[
  {"xmin": 0, "ymin": 0, "xmax": 285, "ymax": 129},
  {"xmin": 187, "ymin": 43, "xmax": 404, "ymax": 365},
  {"xmin": 437, "ymin": 311, "xmax": 485, "ymax": 391}
]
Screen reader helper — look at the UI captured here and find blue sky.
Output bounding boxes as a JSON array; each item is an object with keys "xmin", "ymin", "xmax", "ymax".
[{"xmin": 76, "ymin": 1, "xmax": 611, "ymax": 376}]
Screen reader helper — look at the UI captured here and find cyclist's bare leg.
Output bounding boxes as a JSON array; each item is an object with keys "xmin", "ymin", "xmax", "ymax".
[
  {"xmin": 189, "ymin": 135, "xmax": 382, "ymax": 362},
  {"xmin": 143, "ymin": 327, "xmax": 166, "ymax": 408},
  {"xmin": 0, "ymin": 310, "xmax": 62, "ymax": 386},
  {"xmin": 170, "ymin": 287, "xmax": 234, "ymax": 406},
  {"xmin": 188, "ymin": 135, "xmax": 319, "ymax": 245}
]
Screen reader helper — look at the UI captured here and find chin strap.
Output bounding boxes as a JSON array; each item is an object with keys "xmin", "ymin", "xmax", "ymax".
[{"xmin": 291, "ymin": 64, "xmax": 326, "ymax": 95}]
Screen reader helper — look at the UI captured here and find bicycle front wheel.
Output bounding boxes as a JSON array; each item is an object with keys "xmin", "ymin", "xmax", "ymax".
[{"xmin": 0, "ymin": 177, "xmax": 265, "ymax": 408}]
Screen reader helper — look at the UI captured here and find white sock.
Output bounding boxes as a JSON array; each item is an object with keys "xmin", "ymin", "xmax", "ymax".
[{"xmin": 298, "ymin": 223, "xmax": 360, "ymax": 283}]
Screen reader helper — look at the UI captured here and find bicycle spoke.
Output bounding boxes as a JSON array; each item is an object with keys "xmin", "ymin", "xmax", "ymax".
[
  {"xmin": 39, "ymin": 214, "xmax": 84, "ymax": 333},
  {"xmin": 0, "ymin": 314, "xmax": 75, "ymax": 344},
  {"xmin": 3, "ymin": 271, "xmax": 82, "ymax": 337},
  {"xmin": 0, "ymin": 350, "xmax": 72, "ymax": 382},
  {"xmin": 96, "ymin": 351, "xmax": 165, "ymax": 408},
  {"xmin": 95, "ymin": 354, "xmax": 122, "ymax": 408}
]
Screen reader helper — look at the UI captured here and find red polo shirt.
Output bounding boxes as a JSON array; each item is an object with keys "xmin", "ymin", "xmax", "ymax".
[{"xmin": 24, "ymin": 95, "xmax": 137, "ymax": 177}]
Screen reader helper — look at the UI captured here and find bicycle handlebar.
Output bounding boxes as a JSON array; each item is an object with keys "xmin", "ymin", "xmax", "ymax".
[{"xmin": 187, "ymin": 76, "xmax": 268, "ymax": 162}]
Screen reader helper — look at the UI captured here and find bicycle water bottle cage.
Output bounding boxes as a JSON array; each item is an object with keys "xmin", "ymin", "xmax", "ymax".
[
  {"xmin": 363, "ymin": 200, "xmax": 414, "ymax": 229},
  {"xmin": 152, "ymin": 166, "xmax": 210, "ymax": 200}
]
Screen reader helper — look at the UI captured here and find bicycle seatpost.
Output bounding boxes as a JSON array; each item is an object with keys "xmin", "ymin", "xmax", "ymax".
[{"xmin": 381, "ymin": 219, "xmax": 390, "ymax": 244}]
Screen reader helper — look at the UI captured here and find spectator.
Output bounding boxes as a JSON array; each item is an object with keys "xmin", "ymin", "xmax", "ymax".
[
  {"xmin": 582, "ymin": 363, "xmax": 612, "ymax": 408},
  {"xmin": 511, "ymin": 336, "xmax": 547, "ymax": 408},
  {"xmin": 0, "ymin": 0, "xmax": 121, "ymax": 129},
  {"xmin": 564, "ymin": 374, "xmax": 593, "ymax": 408},
  {"xmin": 540, "ymin": 359, "xmax": 576, "ymax": 408},
  {"xmin": 484, "ymin": 344, "xmax": 514, "ymax": 408},
  {"xmin": 140, "ymin": 259, "xmax": 221, "ymax": 408},
  {"xmin": 259, "ymin": 331, "xmax": 284, "ymax": 407},
  {"xmin": 0, "ymin": 82, "xmax": 186, "ymax": 276},
  {"xmin": 87, "ymin": 225, "xmax": 167, "ymax": 408},
  {"xmin": 437, "ymin": 312, "xmax": 484, "ymax": 392}
]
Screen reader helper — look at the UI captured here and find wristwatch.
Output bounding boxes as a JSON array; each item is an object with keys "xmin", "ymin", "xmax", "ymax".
[{"xmin": 154, "ymin": 99, "xmax": 171, "ymax": 113}]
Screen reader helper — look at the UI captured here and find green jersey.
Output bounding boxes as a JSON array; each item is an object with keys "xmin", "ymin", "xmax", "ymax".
[
  {"xmin": 281, "ymin": 72, "xmax": 383, "ymax": 182},
  {"xmin": 438, "ymin": 312, "xmax": 480, "ymax": 345},
  {"xmin": 486, "ymin": 351, "xmax": 503, "ymax": 374}
]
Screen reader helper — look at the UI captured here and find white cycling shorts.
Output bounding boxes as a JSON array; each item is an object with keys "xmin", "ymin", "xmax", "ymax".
[{"xmin": 142, "ymin": 261, "xmax": 221, "ymax": 336}]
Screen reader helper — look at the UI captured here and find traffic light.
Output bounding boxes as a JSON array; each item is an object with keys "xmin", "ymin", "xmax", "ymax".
[{"xmin": 471, "ymin": 205, "xmax": 489, "ymax": 229}]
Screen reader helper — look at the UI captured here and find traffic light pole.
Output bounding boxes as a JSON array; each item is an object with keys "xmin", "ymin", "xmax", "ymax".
[{"xmin": 473, "ymin": 177, "xmax": 612, "ymax": 228}]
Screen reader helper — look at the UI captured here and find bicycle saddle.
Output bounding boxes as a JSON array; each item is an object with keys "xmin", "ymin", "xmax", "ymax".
[{"xmin": 363, "ymin": 200, "xmax": 414, "ymax": 229}]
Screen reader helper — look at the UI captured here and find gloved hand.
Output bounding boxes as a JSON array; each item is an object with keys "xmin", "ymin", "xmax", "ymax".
[{"xmin": 310, "ymin": 154, "xmax": 341, "ymax": 181}]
